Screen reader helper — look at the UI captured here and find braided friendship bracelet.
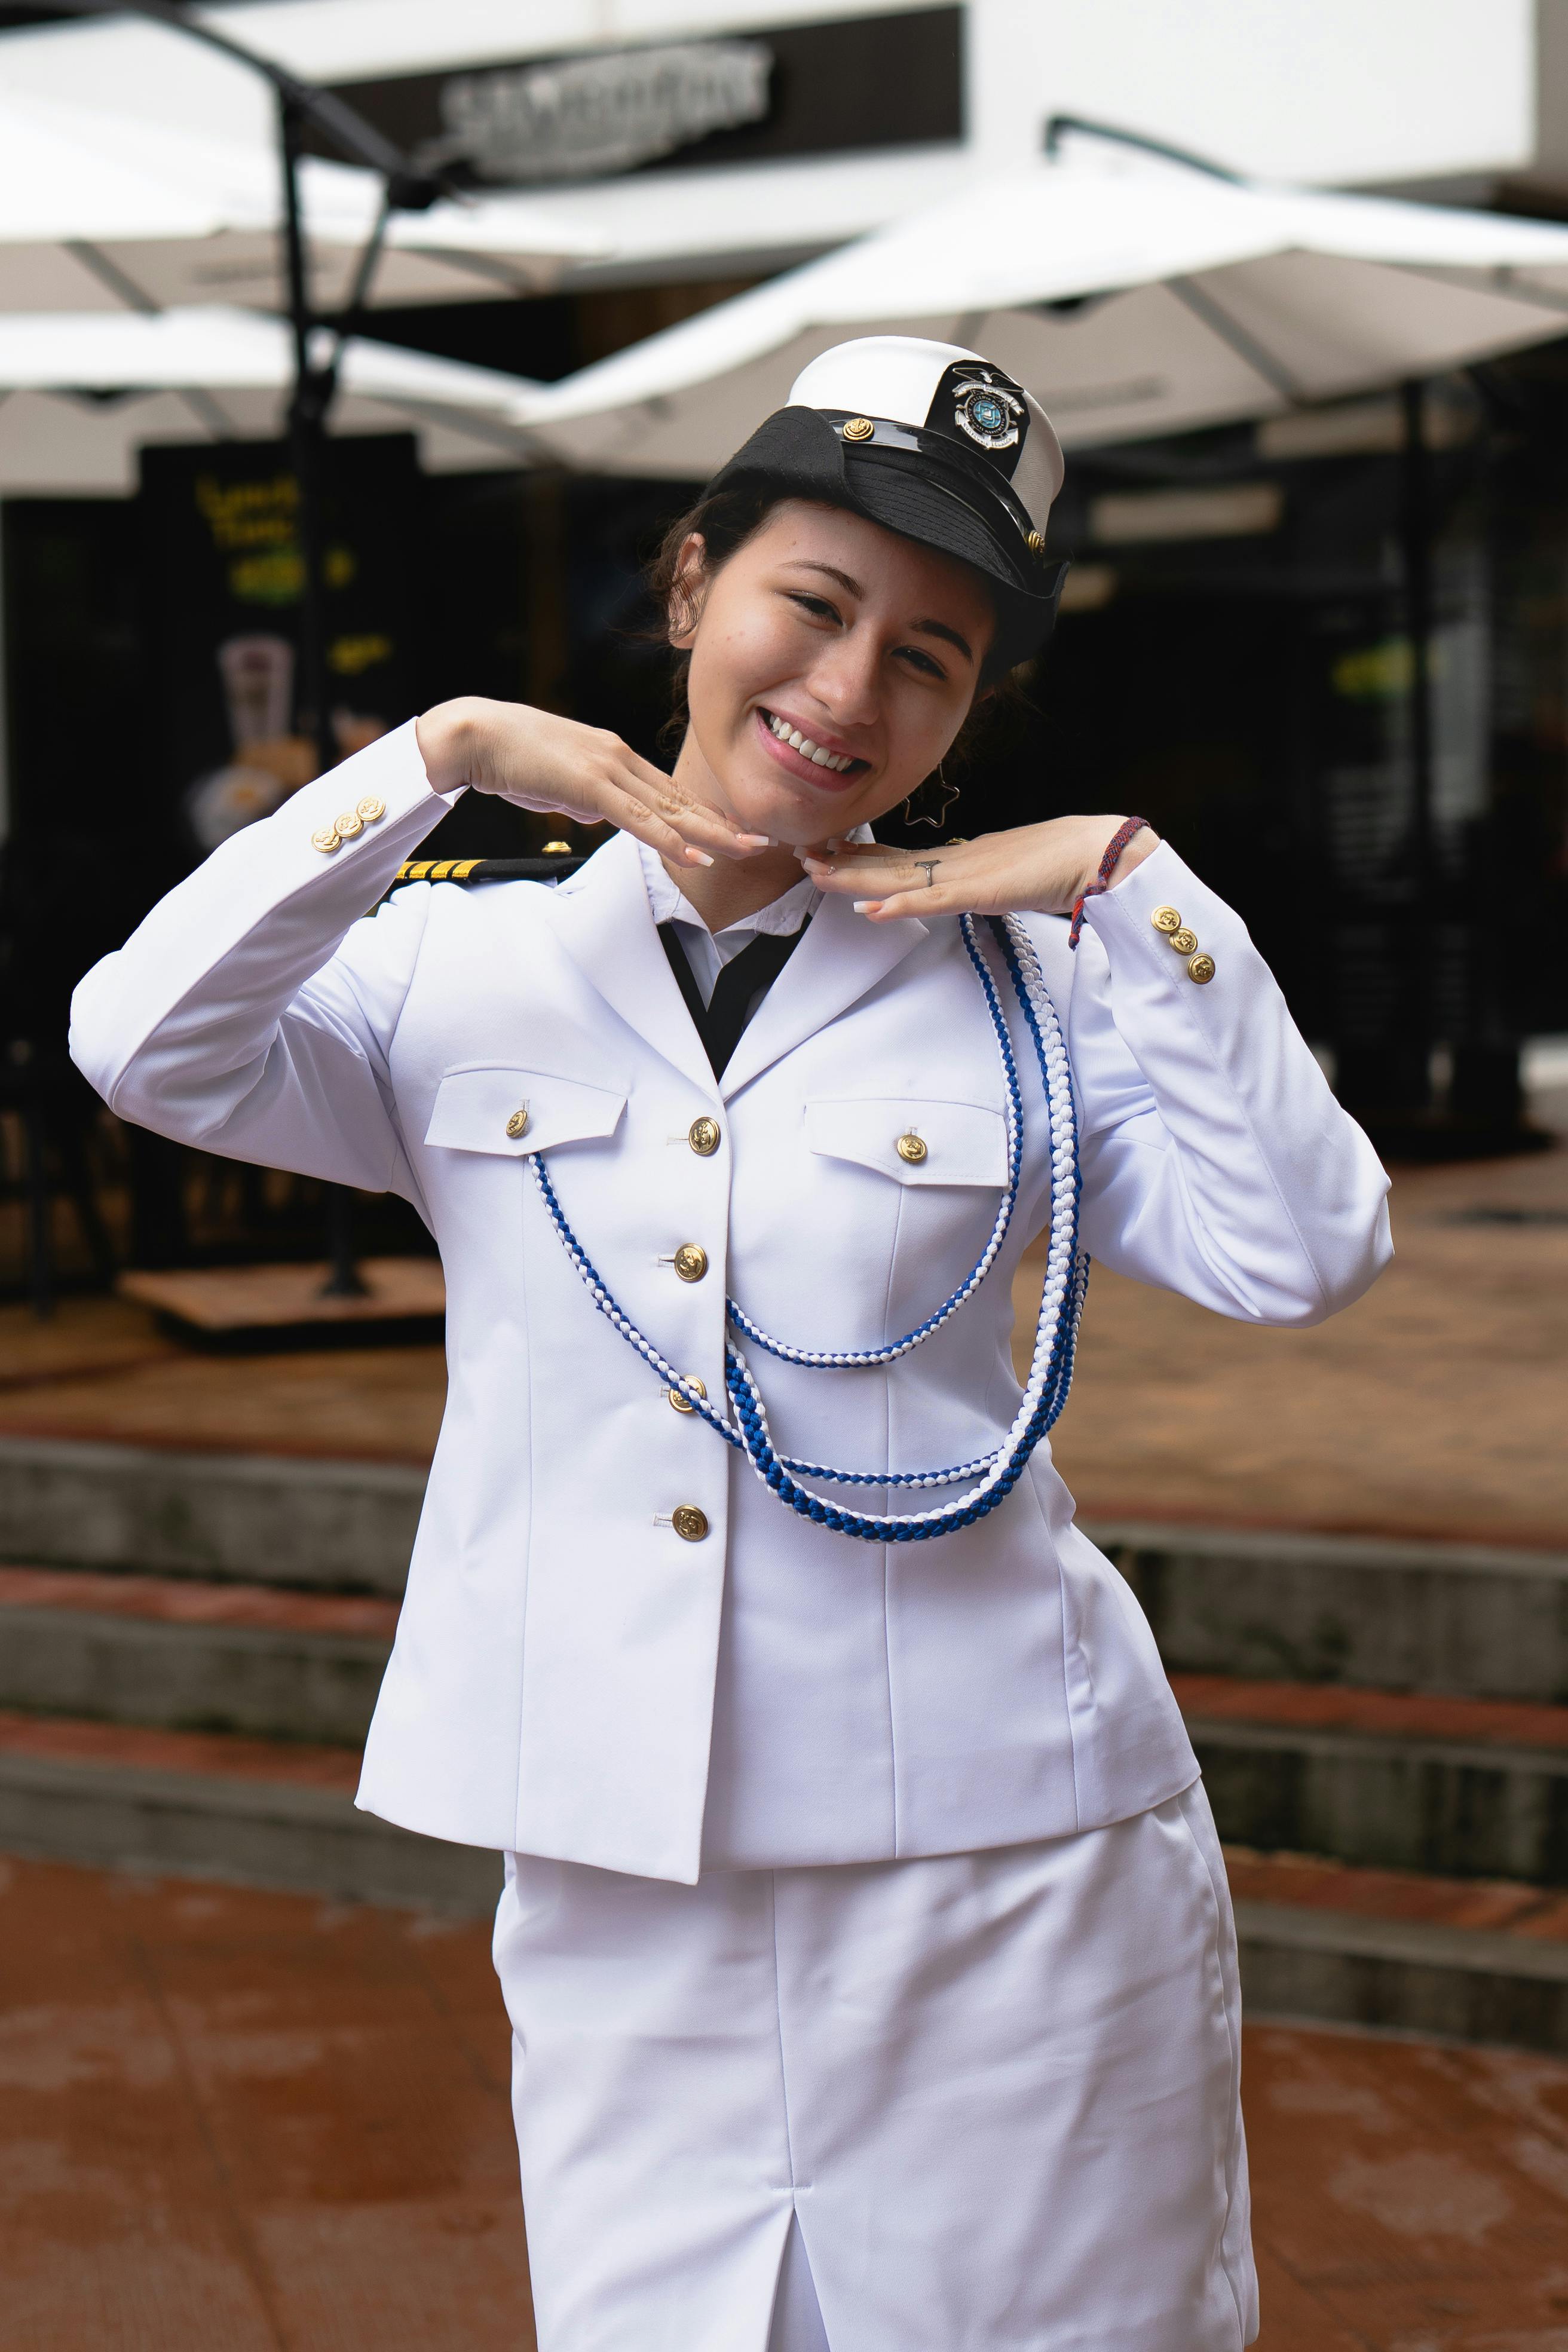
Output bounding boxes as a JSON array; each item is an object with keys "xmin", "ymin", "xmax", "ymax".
[
  {"xmin": 529, "ymin": 911, "xmax": 1091, "ymax": 1544},
  {"xmin": 1067, "ymin": 815, "xmax": 1150, "ymax": 951}
]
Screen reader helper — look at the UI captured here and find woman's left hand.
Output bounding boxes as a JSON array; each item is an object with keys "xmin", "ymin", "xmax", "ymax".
[{"xmin": 798, "ymin": 814, "xmax": 1159, "ymax": 923}]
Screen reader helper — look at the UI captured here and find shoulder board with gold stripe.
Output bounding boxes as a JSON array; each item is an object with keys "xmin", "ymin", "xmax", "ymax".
[{"xmin": 391, "ymin": 854, "xmax": 588, "ymax": 886}]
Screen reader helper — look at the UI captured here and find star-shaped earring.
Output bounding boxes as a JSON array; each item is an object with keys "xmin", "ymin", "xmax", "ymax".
[{"xmin": 903, "ymin": 766, "xmax": 960, "ymax": 829}]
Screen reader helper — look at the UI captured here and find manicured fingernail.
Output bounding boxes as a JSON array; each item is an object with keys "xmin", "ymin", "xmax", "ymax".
[
  {"xmin": 853, "ymin": 899, "xmax": 881, "ymax": 914},
  {"xmin": 736, "ymin": 833, "xmax": 770, "ymax": 849},
  {"xmin": 685, "ymin": 848, "xmax": 714, "ymax": 865}
]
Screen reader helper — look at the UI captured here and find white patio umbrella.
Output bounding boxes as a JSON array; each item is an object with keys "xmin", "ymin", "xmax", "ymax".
[
  {"xmin": 508, "ymin": 133, "xmax": 1568, "ymax": 473},
  {"xmin": 0, "ymin": 305, "xmax": 541, "ymax": 493},
  {"xmin": 0, "ymin": 83, "xmax": 605, "ymax": 315}
]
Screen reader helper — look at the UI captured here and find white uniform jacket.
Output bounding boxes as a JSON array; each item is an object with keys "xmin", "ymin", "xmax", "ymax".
[{"xmin": 70, "ymin": 722, "xmax": 1392, "ymax": 1884}]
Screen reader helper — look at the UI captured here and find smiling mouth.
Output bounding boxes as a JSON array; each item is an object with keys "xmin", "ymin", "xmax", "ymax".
[{"xmin": 759, "ymin": 708, "xmax": 869, "ymax": 778}]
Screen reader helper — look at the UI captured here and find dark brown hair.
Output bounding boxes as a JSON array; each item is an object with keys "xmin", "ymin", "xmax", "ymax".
[{"xmin": 642, "ymin": 484, "xmax": 1034, "ymax": 779}]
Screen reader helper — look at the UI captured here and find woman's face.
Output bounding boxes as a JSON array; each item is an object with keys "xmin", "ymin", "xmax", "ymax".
[{"xmin": 672, "ymin": 499, "xmax": 996, "ymax": 847}]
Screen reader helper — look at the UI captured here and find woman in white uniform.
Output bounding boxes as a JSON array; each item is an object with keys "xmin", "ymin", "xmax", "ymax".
[{"xmin": 71, "ymin": 337, "xmax": 1391, "ymax": 2351}]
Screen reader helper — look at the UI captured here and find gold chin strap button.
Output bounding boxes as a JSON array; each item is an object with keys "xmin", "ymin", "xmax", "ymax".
[
  {"xmin": 356, "ymin": 795, "xmax": 387, "ymax": 823},
  {"xmin": 505, "ymin": 1107, "xmax": 529, "ymax": 1140},
  {"xmin": 841, "ymin": 416, "xmax": 875, "ymax": 442},
  {"xmin": 896, "ymin": 1130, "xmax": 928, "ymax": 1165},
  {"xmin": 672, "ymin": 1243, "xmax": 708, "ymax": 1283},
  {"xmin": 1169, "ymin": 927, "xmax": 1198, "ymax": 957},
  {"xmin": 1150, "ymin": 905, "xmax": 1182, "ymax": 935},
  {"xmin": 671, "ymin": 1505, "xmax": 710, "ymax": 1542},
  {"xmin": 543, "ymin": 841, "xmax": 572, "ymax": 855},
  {"xmin": 667, "ymin": 1377, "xmax": 708, "ymax": 1415},
  {"xmin": 311, "ymin": 825, "xmax": 341, "ymax": 855},
  {"xmin": 1187, "ymin": 953, "xmax": 1216, "ymax": 985},
  {"xmin": 687, "ymin": 1116, "xmax": 721, "ymax": 1157}
]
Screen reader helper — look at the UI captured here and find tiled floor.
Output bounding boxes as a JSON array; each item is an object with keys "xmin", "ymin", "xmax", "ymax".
[
  {"xmin": 7, "ymin": 1852, "xmax": 1568, "ymax": 2351},
  {"xmin": 3, "ymin": 1141, "xmax": 1567, "ymax": 1549}
]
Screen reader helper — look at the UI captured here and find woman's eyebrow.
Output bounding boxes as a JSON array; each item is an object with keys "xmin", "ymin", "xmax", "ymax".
[
  {"xmin": 787, "ymin": 560, "xmax": 865, "ymax": 596},
  {"xmin": 913, "ymin": 618, "xmax": 975, "ymax": 664}
]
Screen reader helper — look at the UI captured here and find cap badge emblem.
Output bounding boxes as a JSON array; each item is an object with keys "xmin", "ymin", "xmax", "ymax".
[
  {"xmin": 953, "ymin": 378, "xmax": 1024, "ymax": 452},
  {"xmin": 841, "ymin": 415, "xmax": 875, "ymax": 442}
]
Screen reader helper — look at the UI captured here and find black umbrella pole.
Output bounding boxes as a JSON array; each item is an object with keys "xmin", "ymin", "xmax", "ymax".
[
  {"xmin": 1399, "ymin": 378, "xmax": 1437, "ymax": 1093},
  {"xmin": 278, "ymin": 94, "xmax": 368, "ymax": 1298}
]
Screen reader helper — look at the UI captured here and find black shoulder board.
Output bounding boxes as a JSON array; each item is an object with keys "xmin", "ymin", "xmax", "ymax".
[{"xmin": 391, "ymin": 854, "xmax": 588, "ymax": 885}]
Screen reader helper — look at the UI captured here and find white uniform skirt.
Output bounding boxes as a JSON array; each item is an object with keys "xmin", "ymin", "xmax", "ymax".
[{"xmin": 492, "ymin": 1783, "xmax": 1258, "ymax": 2352}]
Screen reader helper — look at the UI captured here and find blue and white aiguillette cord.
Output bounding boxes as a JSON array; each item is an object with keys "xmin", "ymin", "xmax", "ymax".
[{"xmin": 529, "ymin": 912, "xmax": 1088, "ymax": 1544}]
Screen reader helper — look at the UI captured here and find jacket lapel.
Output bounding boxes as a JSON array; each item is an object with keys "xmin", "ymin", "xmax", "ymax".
[
  {"xmin": 719, "ymin": 890, "xmax": 929, "ymax": 1101},
  {"xmin": 545, "ymin": 832, "xmax": 718, "ymax": 1100}
]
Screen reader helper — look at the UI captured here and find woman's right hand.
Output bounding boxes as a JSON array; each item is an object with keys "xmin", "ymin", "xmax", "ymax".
[{"xmin": 415, "ymin": 696, "xmax": 768, "ymax": 869}]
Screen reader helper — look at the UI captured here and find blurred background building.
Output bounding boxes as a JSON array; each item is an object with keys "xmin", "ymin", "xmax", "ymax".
[{"xmin": 3, "ymin": 0, "xmax": 1568, "ymax": 1291}]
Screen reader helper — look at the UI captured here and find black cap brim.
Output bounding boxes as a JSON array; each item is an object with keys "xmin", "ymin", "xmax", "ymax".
[{"xmin": 706, "ymin": 408, "xmax": 1065, "ymax": 674}]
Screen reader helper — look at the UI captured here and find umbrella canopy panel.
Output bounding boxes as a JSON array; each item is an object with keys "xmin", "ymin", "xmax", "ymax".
[
  {"xmin": 0, "ymin": 307, "xmax": 542, "ymax": 492},
  {"xmin": 0, "ymin": 82, "xmax": 606, "ymax": 315},
  {"xmin": 508, "ymin": 150, "xmax": 1568, "ymax": 473}
]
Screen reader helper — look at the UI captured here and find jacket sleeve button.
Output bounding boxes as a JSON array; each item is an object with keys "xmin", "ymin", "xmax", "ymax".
[
  {"xmin": 1150, "ymin": 905, "xmax": 1182, "ymax": 934},
  {"xmin": 1187, "ymin": 953, "xmax": 1216, "ymax": 984},
  {"xmin": 356, "ymin": 795, "xmax": 387, "ymax": 823},
  {"xmin": 311, "ymin": 826, "xmax": 342, "ymax": 854},
  {"xmin": 1169, "ymin": 927, "xmax": 1198, "ymax": 956}
]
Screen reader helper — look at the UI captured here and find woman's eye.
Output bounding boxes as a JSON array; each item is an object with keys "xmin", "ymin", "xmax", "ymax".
[
  {"xmin": 897, "ymin": 645, "xmax": 945, "ymax": 680},
  {"xmin": 788, "ymin": 593, "xmax": 840, "ymax": 623}
]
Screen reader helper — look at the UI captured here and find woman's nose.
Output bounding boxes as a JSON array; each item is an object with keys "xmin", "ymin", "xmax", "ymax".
[{"xmin": 806, "ymin": 630, "xmax": 880, "ymax": 725}]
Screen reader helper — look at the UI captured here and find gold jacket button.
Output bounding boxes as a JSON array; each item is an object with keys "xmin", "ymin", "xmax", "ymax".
[
  {"xmin": 688, "ymin": 1116, "xmax": 721, "ymax": 1157},
  {"xmin": 356, "ymin": 795, "xmax": 387, "ymax": 823},
  {"xmin": 505, "ymin": 1107, "xmax": 529, "ymax": 1139},
  {"xmin": 668, "ymin": 1377, "xmax": 708, "ymax": 1414},
  {"xmin": 896, "ymin": 1130, "xmax": 928, "ymax": 1165},
  {"xmin": 311, "ymin": 825, "xmax": 341, "ymax": 855},
  {"xmin": 334, "ymin": 808, "xmax": 364, "ymax": 839},
  {"xmin": 1188, "ymin": 953, "xmax": 1216, "ymax": 985},
  {"xmin": 672, "ymin": 1504, "xmax": 710, "ymax": 1542},
  {"xmin": 1169, "ymin": 926, "xmax": 1199, "ymax": 957},
  {"xmin": 1151, "ymin": 905, "xmax": 1182, "ymax": 935},
  {"xmin": 673, "ymin": 1243, "xmax": 709, "ymax": 1283}
]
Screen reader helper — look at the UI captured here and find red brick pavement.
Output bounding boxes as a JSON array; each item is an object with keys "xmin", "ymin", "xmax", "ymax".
[{"xmin": 7, "ymin": 1854, "xmax": 1568, "ymax": 2351}]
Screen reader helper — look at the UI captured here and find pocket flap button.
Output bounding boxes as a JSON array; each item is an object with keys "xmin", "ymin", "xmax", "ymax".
[
  {"xmin": 896, "ymin": 1130, "xmax": 928, "ymax": 1165},
  {"xmin": 505, "ymin": 1107, "xmax": 529, "ymax": 1139}
]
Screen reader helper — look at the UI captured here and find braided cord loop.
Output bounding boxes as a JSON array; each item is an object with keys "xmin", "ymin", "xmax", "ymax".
[
  {"xmin": 725, "ymin": 919, "xmax": 1024, "ymax": 1367},
  {"xmin": 528, "ymin": 911, "xmax": 1088, "ymax": 1542}
]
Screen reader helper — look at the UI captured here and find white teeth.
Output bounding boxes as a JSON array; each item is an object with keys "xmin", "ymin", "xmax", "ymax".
[{"xmin": 766, "ymin": 712, "xmax": 854, "ymax": 773}]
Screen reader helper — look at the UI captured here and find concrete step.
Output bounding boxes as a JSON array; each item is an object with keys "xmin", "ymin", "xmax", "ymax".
[
  {"xmin": 1229, "ymin": 1846, "xmax": 1568, "ymax": 2056},
  {"xmin": 0, "ymin": 1711, "xmax": 500, "ymax": 1915},
  {"xmin": 0, "ymin": 1566, "xmax": 395, "ymax": 1744},
  {"xmin": 0, "ymin": 1435, "xmax": 423, "ymax": 1593},
  {"xmin": 1177, "ymin": 1672, "xmax": 1568, "ymax": 1886},
  {"xmin": 1101, "ymin": 1520, "xmax": 1568, "ymax": 1702}
]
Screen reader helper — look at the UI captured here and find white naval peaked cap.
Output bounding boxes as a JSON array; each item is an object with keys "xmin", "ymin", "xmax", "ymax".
[
  {"xmin": 788, "ymin": 336, "xmax": 1065, "ymax": 528},
  {"xmin": 708, "ymin": 333, "xmax": 1068, "ymax": 673}
]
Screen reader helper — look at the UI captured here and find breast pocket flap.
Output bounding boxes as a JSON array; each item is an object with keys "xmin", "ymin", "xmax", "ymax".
[
  {"xmin": 805, "ymin": 1097, "xmax": 1007, "ymax": 1187},
  {"xmin": 425, "ymin": 1066, "xmax": 627, "ymax": 1158}
]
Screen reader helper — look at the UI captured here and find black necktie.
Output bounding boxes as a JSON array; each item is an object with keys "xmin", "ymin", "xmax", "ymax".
[{"xmin": 659, "ymin": 920, "xmax": 810, "ymax": 1079}]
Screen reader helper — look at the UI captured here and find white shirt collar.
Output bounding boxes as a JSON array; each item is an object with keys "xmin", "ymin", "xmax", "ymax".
[{"xmin": 636, "ymin": 827, "xmax": 872, "ymax": 957}]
